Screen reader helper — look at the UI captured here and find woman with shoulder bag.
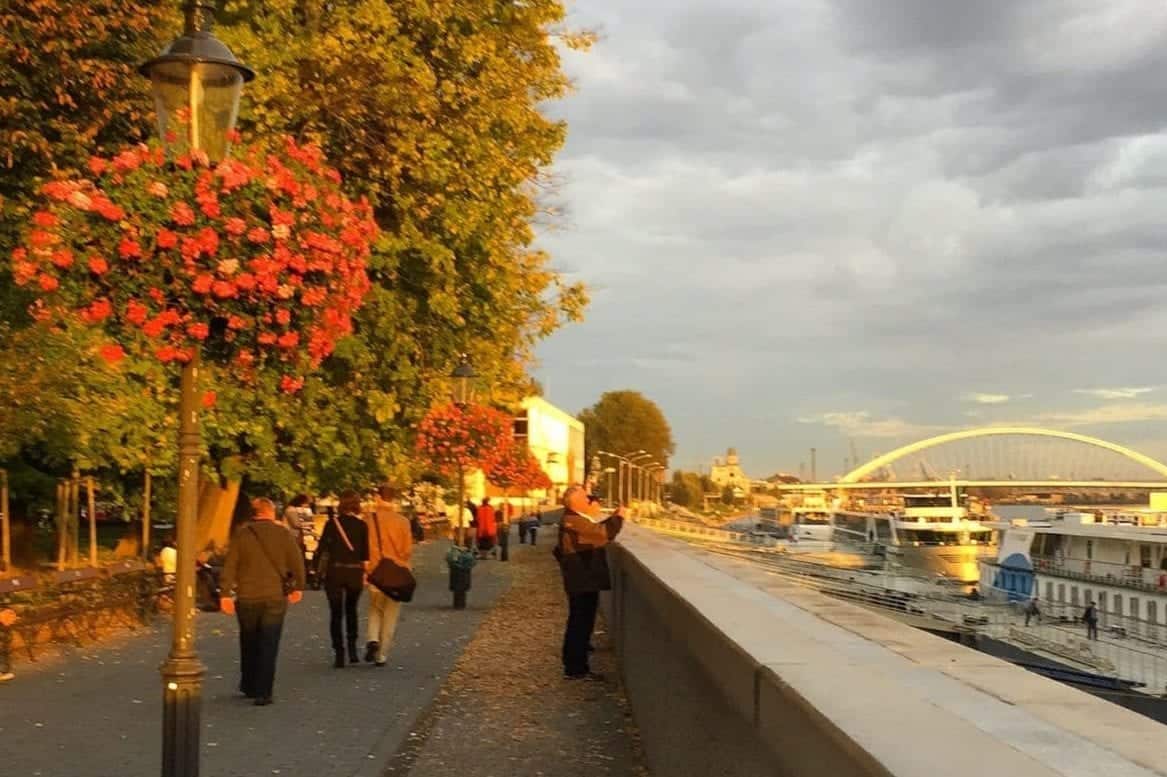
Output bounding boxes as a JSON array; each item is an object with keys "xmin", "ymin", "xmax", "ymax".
[
  {"xmin": 363, "ymin": 485, "xmax": 415, "ymax": 666},
  {"xmin": 316, "ymin": 492, "xmax": 370, "ymax": 668}
]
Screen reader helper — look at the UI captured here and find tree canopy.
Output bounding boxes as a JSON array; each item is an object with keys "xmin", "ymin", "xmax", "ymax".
[
  {"xmin": 0, "ymin": 0, "xmax": 590, "ymax": 512},
  {"xmin": 578, "ymin": 390, "xmax": 675, "ymax": 470}
]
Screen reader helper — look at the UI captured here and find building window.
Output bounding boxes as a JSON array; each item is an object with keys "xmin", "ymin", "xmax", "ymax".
[
  {"xmin": 1142, "ymin": 545, "xmax": 1152, "ymax": 568},
  {"xmin": 1114, "ymin": 596, "xmax": 1123, "ymax": 616},
  {"xmin": 1149, "ymin": 600, "xmax": 1158, "ymax": 625},
  {"xmin": 1086, "ymin": 540, "xmax": 1093, "ymax": 561},
  {"xmin": 1046, "ymin": 581, "xmax": 1054, "ymax": 601},
  {"xmin": 1097, "ymin": 592, "xmax": 1107, "ymax": 623},
  {"xmin": 1071, "ymin": 586, "xmax": 1079, "ymax": 606},
  {"xmin": 1130, "ymin": 597, "xmax": 1140, "ymax": 622},
  {"xmin": 513, "ymin": 414, "xmax": 528, "ymax": 440},
  {"xmin": 1057, "ymin": 583, "xmax": 1065, "ymax": 603},
  {"xmin": 1084, "ymin": 589, "xmax": 1093, "ymax": 606}
]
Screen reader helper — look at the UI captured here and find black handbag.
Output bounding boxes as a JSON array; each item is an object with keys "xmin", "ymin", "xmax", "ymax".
[{"xmin": 369, "ymin": 513, "xmax": 416, "ymax": 602}]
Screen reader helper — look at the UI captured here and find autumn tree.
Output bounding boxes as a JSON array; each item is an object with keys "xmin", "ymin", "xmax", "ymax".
[
  {"xmin": 578, "ymin": 391, "xmax": 675, "ymax": 468},
  {"xmin": 1, "ymin": 0, "xmax": 590, "ymax": 497}
]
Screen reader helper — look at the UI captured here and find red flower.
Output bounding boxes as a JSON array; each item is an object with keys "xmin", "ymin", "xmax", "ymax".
[
  {"xmin": 234, "ymin": 273, "xmax": 256, "ymax": 291},
  {"xmin": 211, "ymin": 280, "xmax": 237, "ymax": 299},
  {"xmin": 98, "ymin": 344, "xmax": 125, "ymax": 364},
  {"xmin": 32, "ymin": 211, "xmax": 57, "ymax": 228},
  {"xmin": 126, "ymin": 300, "xmax": 149, "ymax": 325},
  {"xmin": 224, "ymin": 217, "xmax": 247, "ymax": 236},
  {"xmin": 50, "ymin": 249, "xmax": 74, "ymax": 269},
  {"xmin": 201, "ymin": 391, "xmax": 217, "ymax": 408},
  {"xmin": 277, "ymin": 331, "xmax": 300, "ymax": 349},
  {"xmin": 192, "ymin": 274, "xmax": 214, "ymax": 294},
  {"xmin": 82, "ymin": 298, "xmax": 113, "ymax": 323},
  {"xmin": 275, "ymin": 308, "xmax": 291, "ymax": 326},
  {"xmin": 88, "ymin": 256, "xmax": 109, "ymax": 275},
  {"xmin": 246, "ymin": 227, "xmax": 270, "ymax": 244},
  {"xmin": 258, "ymin": 331, "xmax": 278, "ymax": 345},
  {"xmin": 118, "ymin": 237, "xmax": 143, "ymax": 259},
  {"xmin": 187, "ymin": 322, "xmax": 210, "ymax": 340},
  {"xmin": 171, "ymin": 202, "xmax": 196, "ymax": 226},
  {"xmin": 142, "ymin": 317, "xmax": 167, "ymax": 338},
  {"xmin": 148, "ymin": 287, "xmax": 165, "ymax": 304},
  {"xmin": 156, "ymin": 229, "xmax": 179, "ymax": 249},
  {"xmin": 228, "ymin": 315, "xmax": 248, "ymax": 330},
  {"xmin": 199, "ymin": 198, "xmax": 221, "ymax": 219},
  {"xmin": 155, "ymin": 345, "xmax": 184, "ymax": 363},
  {"xmin": 88, "ymin": 157, "xmax": 109, "ymax": 176},
  {"xmin": 279, "ymin": 375, "xmax": 304, "ymax": 393},
  {"xmin": 94, "ymin": 197, "xmax": 125, "ymax": 222},
  {"xmin": 37, "ymin": 274, "xmax": 59, "ymax": 292},
  {"xmin": 197, "ymin": 227, "xmax": 219, "ymax": 255}
]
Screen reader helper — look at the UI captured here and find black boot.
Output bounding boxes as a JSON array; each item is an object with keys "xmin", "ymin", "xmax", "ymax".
[
  {"xmin": 333, "ymin": 649, "xmax": 345, "ymax": 669},
  {"xmin": 347, "ymin": 639, "xmax": 359, "ymax": 665},
  {"xmin": 364, "ymin": 641, "xmax": 379, "ymax": 663}
]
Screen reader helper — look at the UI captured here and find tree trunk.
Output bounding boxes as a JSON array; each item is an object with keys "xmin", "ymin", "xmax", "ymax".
[{"xmin": 195, "ymin": 476, "xmax": 241, "ymax": 555}]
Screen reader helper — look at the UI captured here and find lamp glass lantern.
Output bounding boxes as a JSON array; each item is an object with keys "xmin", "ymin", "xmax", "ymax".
[
  {"xmin": 139, "ymin": 2, "xmax": 255, "ymax": 163},
  {"xmin": 451, "ymin": 354, "xmax": 476, "ymax": 405}
]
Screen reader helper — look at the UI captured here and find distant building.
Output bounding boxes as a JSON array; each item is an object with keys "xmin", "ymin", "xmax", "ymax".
[
  {"xmin": 476, "ymin": 395, "xmax": 584, "ymax": 504},
  {"xmin": 710, "ymin": 448, "xmax": 751, "ymax": 495}
]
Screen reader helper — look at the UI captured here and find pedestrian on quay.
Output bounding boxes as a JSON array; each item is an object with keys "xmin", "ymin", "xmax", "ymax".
[
  {"xmin": 219, "ymin": 498, "xmax": 306, "ymax": 706},
  {"xmin": 476, "ymin": 497, "xmax": 498, "ymax": 559},
  {"xmin": 317, "ymin": 491, "xmax": 370, "ymax": 668},
  {"xmin": 1083, "ymin": 601, "xmax": 1099, "ymax": 640},
  {"xmin": 364, "ymin": 485, "xmax": 414, "ymax": 666},
  {"xmin": 554, "ymin": 486, "xmax": 624, "ymax": 680},
  {"xmin": 1025, "ymin": 596, "xmax": 1041, "ymax": 626}
]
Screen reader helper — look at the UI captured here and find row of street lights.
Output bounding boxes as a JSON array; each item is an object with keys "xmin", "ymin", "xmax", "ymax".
[{"xmin": 593, "ymin": 450, "xmax": 666, "ymax": 506}]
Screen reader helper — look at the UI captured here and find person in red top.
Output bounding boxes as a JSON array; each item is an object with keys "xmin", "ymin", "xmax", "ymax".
[{"xmin": 475, "ymin": 497, "xmax": 498, "ymax": 558}]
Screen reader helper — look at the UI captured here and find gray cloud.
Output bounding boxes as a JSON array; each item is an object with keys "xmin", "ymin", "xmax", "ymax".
[{"xmin": 536, "ymin": 0, "xmax": 1167, "ymax": 477}]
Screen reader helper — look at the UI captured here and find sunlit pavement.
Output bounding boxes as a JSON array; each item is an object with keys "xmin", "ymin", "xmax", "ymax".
[{"xmin": 0, "ymin": 540, "xmax": 510, "ymax": 777}]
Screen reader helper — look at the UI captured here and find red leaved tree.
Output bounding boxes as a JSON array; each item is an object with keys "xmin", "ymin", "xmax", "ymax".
[
  {"xmin": 486, "ymin": 441, "xmax": 550, "ymax": 522},
  {"xmin": 415, "ymin": 402, "xmax": 513, "ymax": 543}
]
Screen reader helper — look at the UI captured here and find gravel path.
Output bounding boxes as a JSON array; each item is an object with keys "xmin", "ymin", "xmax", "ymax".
[{"xmin": 385, "ymin": 539, "xmax": 650, "ymax": 777}]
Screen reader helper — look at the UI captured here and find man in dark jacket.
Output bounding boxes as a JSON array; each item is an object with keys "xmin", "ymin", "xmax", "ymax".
[
  {"xmin": 220, "ymin": 498, "xmax": 306, "ymax": 706},
  {"xmin": 554, "ymin": 486, "xmax": 624, "ymax": 679}
]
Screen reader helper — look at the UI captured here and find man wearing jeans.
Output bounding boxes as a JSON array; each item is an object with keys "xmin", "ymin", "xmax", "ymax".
[
  {"xmin": 554, "ymin": 486, "xmax": 624, "ymax": 679},
  {"xmin": 220, "ymin": 498, "xmax": 306, "ymax": 706}
]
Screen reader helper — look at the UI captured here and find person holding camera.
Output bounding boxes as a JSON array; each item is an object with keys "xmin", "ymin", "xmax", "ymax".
[
  {"xmin": 220, "ymin": 498, "xmax": 306, "ymax": 707},
  {"xmin": 554, "ymin": 486, "xmax": 624, "ymax": 680}
]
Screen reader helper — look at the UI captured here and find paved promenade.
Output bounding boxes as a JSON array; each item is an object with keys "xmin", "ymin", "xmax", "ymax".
[{"xmin": 0, "ymin": 532, "xmax": 649, "ymax": 777}]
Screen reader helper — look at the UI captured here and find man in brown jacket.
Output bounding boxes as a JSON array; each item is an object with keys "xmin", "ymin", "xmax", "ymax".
[
  {"xmin": 220, "ymin": 498, "xmax": 306, "ymax": 706},
  {"xmin": 554, "ymin": 485, "xmax": 624, "ymax": 679},
  {"xmin": 364, "ymin": 485, "xmax": 413, "ymax": 666}
]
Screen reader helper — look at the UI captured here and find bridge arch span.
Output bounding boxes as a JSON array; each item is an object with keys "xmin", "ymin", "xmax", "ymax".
[{"xmin": 841, "ymin": 426, "xmax": 1167, "ymax": 483}]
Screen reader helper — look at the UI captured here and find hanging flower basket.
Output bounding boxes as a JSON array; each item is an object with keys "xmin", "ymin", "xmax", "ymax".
[{"xmin": 8, "ymin": 135, "xmax": 376, "ymax": 388}]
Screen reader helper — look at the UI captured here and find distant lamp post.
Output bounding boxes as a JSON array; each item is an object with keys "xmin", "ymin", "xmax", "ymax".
[
  {"xmin": 140, "ymin": 1, "xmax": 255, "ymax": 164},
  {"xmin": 449, "ymin": 354, "xmax": 477, "ymax": 608},
  {"xmin": 141, "ymin": 5, "xmax": 253, "ymax": 776}
]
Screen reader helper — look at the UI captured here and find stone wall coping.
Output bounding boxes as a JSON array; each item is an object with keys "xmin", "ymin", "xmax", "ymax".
[{"xmin": 617, "ymin": 525, "xmax": 1167, "ymax": 777}]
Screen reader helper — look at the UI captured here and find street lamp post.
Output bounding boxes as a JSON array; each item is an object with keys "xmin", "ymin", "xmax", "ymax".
[
  {"xmin": 449, "ymin": 354, "xmax": 476, "ymax": 609},
  {"xmin": 140, "ymin": 5, "xmax": 253, "ymax": 776}
]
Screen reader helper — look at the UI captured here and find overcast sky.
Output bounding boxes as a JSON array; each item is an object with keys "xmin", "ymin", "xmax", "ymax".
[{"xmin": 533, "ymin": 0, "xmax": 1167, "ymax": 479}]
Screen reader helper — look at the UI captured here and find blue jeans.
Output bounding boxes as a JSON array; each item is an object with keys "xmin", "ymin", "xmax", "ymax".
[{"xmin": 236, "ymin": 599, "xmax": 287, "ymax": 698}]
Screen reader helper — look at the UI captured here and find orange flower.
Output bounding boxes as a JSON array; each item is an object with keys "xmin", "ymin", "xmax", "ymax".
[
  {"xmin": 98, "ymin": 344, "xmax": 126, "ymax": 365},
  {"xmin": 88, "ymin": 256, "xmax": 109, "ymax": 275}
]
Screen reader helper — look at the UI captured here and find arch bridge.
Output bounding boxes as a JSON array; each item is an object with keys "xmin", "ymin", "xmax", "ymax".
[{"xmin": 782, "ymin": 426, "xmax": 1167, "ymax": 490}]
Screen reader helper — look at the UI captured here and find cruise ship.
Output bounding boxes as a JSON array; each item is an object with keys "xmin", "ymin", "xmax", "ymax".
[
  {"xmin": 981, "ymin": 506, "xmax": 1167, "ymax": 638},
  {"xmin": 833, "ymin": 486, "xmax": 996, "ymax": 582},
  {"xmin": 782, "ymin": 491, "xmax": 834, "ymax": 542}
]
